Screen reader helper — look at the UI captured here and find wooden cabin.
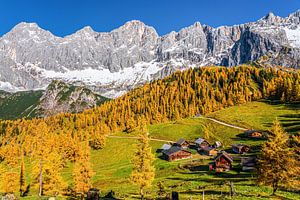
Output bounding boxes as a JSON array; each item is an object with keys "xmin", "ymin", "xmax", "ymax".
[
  {"xmin": 195, "ymin": 138, "xmax": 210, "ymax": 149},
  {"xmin": 209, "ymin": 151, "xmax": 233, "ymax": 172},
  {"xmin": 232, "ymin": 144, "xmax": 250, "ymax": 154},
  {"xmin": 175, "ymin": 138, "xmax": 190, "ymax": 149},
  {"xmin": 202, "ymin": 146, "xmax": 218, "ymax": 156},
  {"xmin": 245, "ymin": 130, "xmax": 263, "ymax": 138},
  {"xmin": 162, "ymin": 146, "xmax": 192, "ymax": 161},
  {"xmin": 241, "ymin": 157, "xmax": 257, "ymax": 171}
]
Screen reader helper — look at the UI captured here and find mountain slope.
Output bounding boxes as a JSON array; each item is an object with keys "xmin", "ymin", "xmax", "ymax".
[
  {"xmin": 35, "ymin": 80, "xmax": 108, "ymax": 117},
  {"xmin": 0, "ymin": 90, "xmax": 43, "ymax": 119},
  {"xmin": 66, "ymin": 66, "xmax": 299, "ymax": 135},
  {"xmin": 0, "ymin": 81, "xmax": 108, "ymax": 119},
  {"xmin": 1, "ymin": 11, "xmax": 300, "ymax": 97}
]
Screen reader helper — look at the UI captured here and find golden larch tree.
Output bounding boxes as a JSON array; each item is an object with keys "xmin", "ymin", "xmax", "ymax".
[
  {"xmin": 19, "ymin": 151, "xmax": 26, "ymax": 197},
  {"xmin": 257, "ymin": 119, "xmax": 299, "ymax": 195},
  {"xmin": 130, "ymin": 123, "xmax": 155, "ymax": 199},
  {"xmin": 73, "ymin": 139, "xmax": 94, "ymax": 198}
]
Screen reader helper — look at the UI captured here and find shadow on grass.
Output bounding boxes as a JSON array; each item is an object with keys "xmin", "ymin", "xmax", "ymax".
[
  {"xmin": 166, "ymin": 172, "xmax": 254, "ymax": 184},
  {"xmin": 180, "ymin": 189, "xmax": 228, "ymax": 196},
  {"xmin": 279, "ymin": 113, "xmax": 300, "ymax": 134},
  {"xmin": 282, "ymin": 102, "xmax": 300, "ymax": 110},
  {"xmin": 260, "ymin": 100, "xmax": 300, "ymax": 133},
  {"xmin": 233, "ymin": 133, "xmax": 267, "ymax": 142}
]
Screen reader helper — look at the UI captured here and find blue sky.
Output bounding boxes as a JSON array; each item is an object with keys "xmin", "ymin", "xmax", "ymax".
[{"xmin": 0, "ymin": 0, "xmax": 299, "ymax": 36}]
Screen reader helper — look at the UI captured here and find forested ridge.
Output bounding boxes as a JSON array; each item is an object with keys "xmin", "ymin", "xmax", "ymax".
[{"xmin": 0, "ymin": 65, "xmax": 299, "ymax": 196}]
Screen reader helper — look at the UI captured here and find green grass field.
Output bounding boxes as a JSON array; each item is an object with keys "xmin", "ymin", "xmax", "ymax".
[
  {"xmin": 2, "ymin": 101, "xmax": 300, "ymax": 199},
  {"xmin": 208, "ymin": 100, "xmax": 300, "ymax": 134}
]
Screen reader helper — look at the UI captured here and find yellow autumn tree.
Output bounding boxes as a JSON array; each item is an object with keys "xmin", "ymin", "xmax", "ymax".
[
  {"xmin": 19, "ymin": 151, "xmax": 26, "ymax": 197},
  {"xmin": 203, "ymin": 125, "xmax": 210, "ymax": 140},
  {"xmin": 73, "ymin": 139, "xmax": 94, "ymax": 198},
  {"xmin": 1, "ymin": 169, "xmax": 19, "ymax": 194},
  {"xmin": 89, "ymin": 125, "xmax": 107, "ymax": 150},
  {"xmin": 130, "ymin": 122, "xmax": 155, "ymax": 199},
  {"xmin": 32, "ymin": 151, "xmax": 67, "ymax": 196},
  {"xmin": 30, "ymin": 121, "xmax": 50, "ymax": 197},
  {"xmin": 257, "ymin": 119, "xmax": 299, "ymax": 195},
  {"xmin": 30, "ymin": 121, "xmax": 65, "ymax": 197}
]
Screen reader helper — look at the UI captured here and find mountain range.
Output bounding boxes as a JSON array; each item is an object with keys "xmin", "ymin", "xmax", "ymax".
[{"xmin": 0, "ymin": 10, "xmax": 300, "ymax": 98}]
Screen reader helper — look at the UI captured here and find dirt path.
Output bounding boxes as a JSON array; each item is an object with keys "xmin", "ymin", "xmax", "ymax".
[
  {"xmin": 107, "ymin": 135, "xmax": 174, "ymax": 143},
  {"xmin": 201, "ymin": 116, "xmax": 248, "ymax": 131}
]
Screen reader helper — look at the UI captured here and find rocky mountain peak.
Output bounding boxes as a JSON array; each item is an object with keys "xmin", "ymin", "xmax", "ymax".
[
  {"xmin": 193, "ymin": 21, "xmax": 202, "ymax": 28},
  {"xmin": 70, "ymin": 25, "xmax": 97, "ymax": 40},
  {"xmin": 13, "ymin": 22, "xmax": 40, "ymax": 30},
  {"xmin": 288, "ymin": 9, "xmax": 300, "ymax": 18},
  {"xmin": 3, "ymin": 22, "xmax": 57, "ymax": 42},
  {"xmin": 259, "ymin": 12, "xmax": 283, "ymax": 25},
  {"xmin": 9, "ymin": 22, "xmax": 48, "ymax": 35},
  {"xmin": 0, "ymin": 11, "xmax": 300, "ymax": 98},
  {"xmin": 77, "ymin": 26, "xmax": 96, "ymax": 34},
  {"xmin": 265, "ymin": 12, "xmax": 276, "ymax": 20},
  {"xmin": 287, "ymin": 10, "xmax": 300, "ymax": 24},
  {"xmin": 114, "ymin": 20, "xmax": 158, "ymax": 38},
  {"xmin": 123, "ymin": 20, "xmax": 146, "ymax": 28}
]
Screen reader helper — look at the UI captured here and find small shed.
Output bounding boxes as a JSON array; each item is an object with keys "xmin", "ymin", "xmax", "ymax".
[
  {"xmin": 195, "ymin": 138, "xmax": 210, "ymax": 149},
  {"xmin": 87, "ymin": 188, "xmax": 100, "ymax": 200},
  {"xmin": 213, "ymin": 141, "xmax": 222, "ymax": 148},
  {"xmin": 202, "ymin": 146, "xmax": 218, "ymax": 156},
  {"xmin": 232, "ymin": 144, "xmax": 250, "ymax": 154},
  {"xmin": 241, "ymin": 157, "xmax": 257, "ymax": 171},
  {"xmin": 245, "ymin": 130, "xmax": 263, "ymax": 138},
  {"xmin": 175, "ymin": 138, "xmax": 190, "ymax": 149},
  {"xmin": 162, "ymin": 146, "xmax": 192, "ymax": 161},
  {"xmin": 209, "ymin": 151, "xmax": 233, "ymax": 172}
]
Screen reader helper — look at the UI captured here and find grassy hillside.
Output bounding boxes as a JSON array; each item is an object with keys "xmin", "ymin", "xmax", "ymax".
[
  {"xmin": 208, "ymin": 100, "xmax": 300, "ymax": 134},
  {"xmin": 15, "ymin": 101, "xmax": 300, "ymax": 200}
]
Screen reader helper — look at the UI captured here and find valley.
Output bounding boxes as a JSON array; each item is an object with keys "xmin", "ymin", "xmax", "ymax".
[
  {"xmin": 17, "ymin": 101, "xmax": 300, "ymax": 199},
  {"xmin": 0, "ymin": 66, "xmax": 299, "ymax": 199}
]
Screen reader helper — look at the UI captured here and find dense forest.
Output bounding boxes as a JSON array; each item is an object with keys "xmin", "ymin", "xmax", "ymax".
[{"xmin": 0, "ymin": 65, "xmax": 299, "ymax": 196}]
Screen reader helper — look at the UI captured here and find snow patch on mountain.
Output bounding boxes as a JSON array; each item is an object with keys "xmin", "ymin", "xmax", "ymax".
[
  {"xmin": 284, "ymin": 26, "xmax": 300, "ymax": 48},
  {"xmin": 0, "ymin": 81, "xmax": 20, "ymax": 92},
  {"xmin": 41, "ymin": 60, "xmax": 162, "ymax": 86}
]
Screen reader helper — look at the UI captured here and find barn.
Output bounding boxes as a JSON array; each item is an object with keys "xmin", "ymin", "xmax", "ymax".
[
  {"xmin": 195, "ymin": 138, "xmax": 210, "ymax": 149},
  {"xmin": 175, "ymin": 138, "xmax": 190, "ymax": 149},
  {"xmin": 209, "ymin": 151, "xmax": 233, "ymax": 172},
  {"xmin": 162, "ymin": 146, "xmax": 192, "ymax": 161}
]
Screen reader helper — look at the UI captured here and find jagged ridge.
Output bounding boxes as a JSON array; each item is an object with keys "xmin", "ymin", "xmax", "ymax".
[{"xmin": 0, "ymin": 10, "xmax": 300, "ymax": 98}]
